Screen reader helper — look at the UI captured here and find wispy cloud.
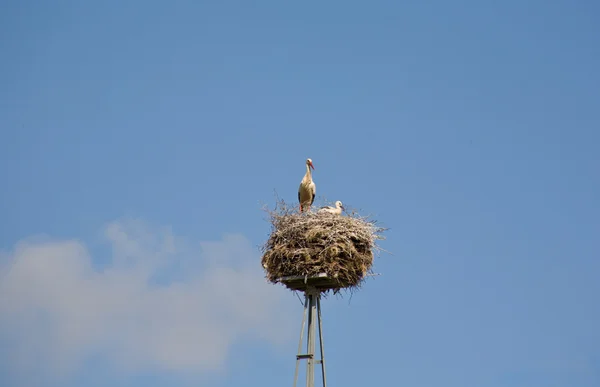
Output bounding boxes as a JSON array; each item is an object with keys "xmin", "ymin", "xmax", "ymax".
[{"xmin": 0, "ymin": 218, "xmax": 295, "ymax": 385}]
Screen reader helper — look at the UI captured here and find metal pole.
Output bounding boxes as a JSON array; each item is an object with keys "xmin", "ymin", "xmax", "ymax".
[
  {"xmin": 293, "ymin": 294, "xmax": 309, "ymax": 387},
  {"xmin": 305, "ymin": 288, "xmax": 317, "ymax": 387},
  {"xmin": 292, "ymin": 286, "xmax": 328, "ymax": 387},
  {"xmin": 317, "ymin": 296, "xmax": 327, "ymax": 387}
]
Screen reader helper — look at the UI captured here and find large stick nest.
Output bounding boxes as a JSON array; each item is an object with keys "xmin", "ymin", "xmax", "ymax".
[{"xmin": 260, "ymin": 199, "xmax": 387, "ymax": 292}]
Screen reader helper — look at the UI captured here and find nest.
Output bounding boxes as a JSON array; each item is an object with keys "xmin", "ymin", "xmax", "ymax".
[{"xmin": 260, "ymin": 199, "xmax": 386, "ymax": 292}]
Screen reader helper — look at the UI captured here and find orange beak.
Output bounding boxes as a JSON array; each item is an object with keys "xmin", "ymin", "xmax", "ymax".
[{"xmin": 310, "ymin": 162, "xmax": 315, "ymax": 170}]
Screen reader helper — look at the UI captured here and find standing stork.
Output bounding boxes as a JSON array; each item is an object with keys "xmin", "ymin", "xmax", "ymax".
[
  {"xmin": 318, "ymin": 200, "xmax": 344, "ymax": 215},
  {"xmin": 298, "ymin": 158, "xmax": 316, "ymax": 212}
]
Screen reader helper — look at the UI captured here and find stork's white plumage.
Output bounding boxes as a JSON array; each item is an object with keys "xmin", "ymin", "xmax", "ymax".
[
  {"xmin": 318, "ymin": 200, "xmax": 344, "ymax": 215},
  {"xmin": 298, "ymin": 158, "xmax": 316, "ymax": 212}
]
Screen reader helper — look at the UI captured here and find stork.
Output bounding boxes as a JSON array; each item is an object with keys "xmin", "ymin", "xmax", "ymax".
[
  {"xmin": 318, "ymin": 200, "xmax": 344, "ymax": 215},
  {"xmin": 298, "ymin": 158, "xmax": 316, "ymax": 212}
]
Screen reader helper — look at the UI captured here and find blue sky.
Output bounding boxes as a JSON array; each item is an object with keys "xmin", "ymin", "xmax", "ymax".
[{"xmin": 1, "ymin": 1, "xmax": 599, "ymax": 386}]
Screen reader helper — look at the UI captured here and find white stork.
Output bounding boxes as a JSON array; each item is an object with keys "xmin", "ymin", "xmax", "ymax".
[
  {"xmin": 298, "ymin": 158, "xmax": 316, "ymax": 212},
  {"xmin": 318, "ymin": 200, "xmax": 344, "ymax": 215}
]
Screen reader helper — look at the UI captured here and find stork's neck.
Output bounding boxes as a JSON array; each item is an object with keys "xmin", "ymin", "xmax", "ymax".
[{"xmin": 305, "ymin": 164, "xmax": 312, "ymax": 180}]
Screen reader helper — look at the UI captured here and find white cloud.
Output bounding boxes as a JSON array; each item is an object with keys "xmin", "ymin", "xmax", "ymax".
[{"xmin": 0, "ymin": 218, "xmax": 295, "ymax": 384}]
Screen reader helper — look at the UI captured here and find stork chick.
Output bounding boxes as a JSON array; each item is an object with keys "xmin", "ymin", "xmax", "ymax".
[
  {"xmin": 298, "ymin": 158, "xmax": 316, "ymax": 212},
  {"xmin": 318, "ymin": 200, "xmax": 344, "ymax": 215}
]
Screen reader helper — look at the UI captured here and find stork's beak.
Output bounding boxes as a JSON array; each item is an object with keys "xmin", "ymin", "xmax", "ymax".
[{"xmin": 310, "ymin": 162, "xmax": 315, "ymax": 170}]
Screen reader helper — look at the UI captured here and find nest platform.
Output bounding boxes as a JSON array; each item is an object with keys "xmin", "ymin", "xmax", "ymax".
[{"xmin": 277, "ymin": 273, "xmax": 339, "ymax": 292}]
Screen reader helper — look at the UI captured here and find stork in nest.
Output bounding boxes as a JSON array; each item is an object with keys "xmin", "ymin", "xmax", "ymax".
[
  {"xmin": 318, "ymin": 200, "xmax": 344, "ymax": 215},
  {"xmin": 298, "ymin": 158, "xmax": 316, "ymax": 212}
]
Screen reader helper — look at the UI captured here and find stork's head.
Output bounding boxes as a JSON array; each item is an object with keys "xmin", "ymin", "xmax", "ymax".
[
  {"xmin": 335, "ymin": 201, "xmax": 344, "ymax": 209},
  {"xmin": 306, "ymin": 158, "xmax": 315, "ymax": 170}
]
